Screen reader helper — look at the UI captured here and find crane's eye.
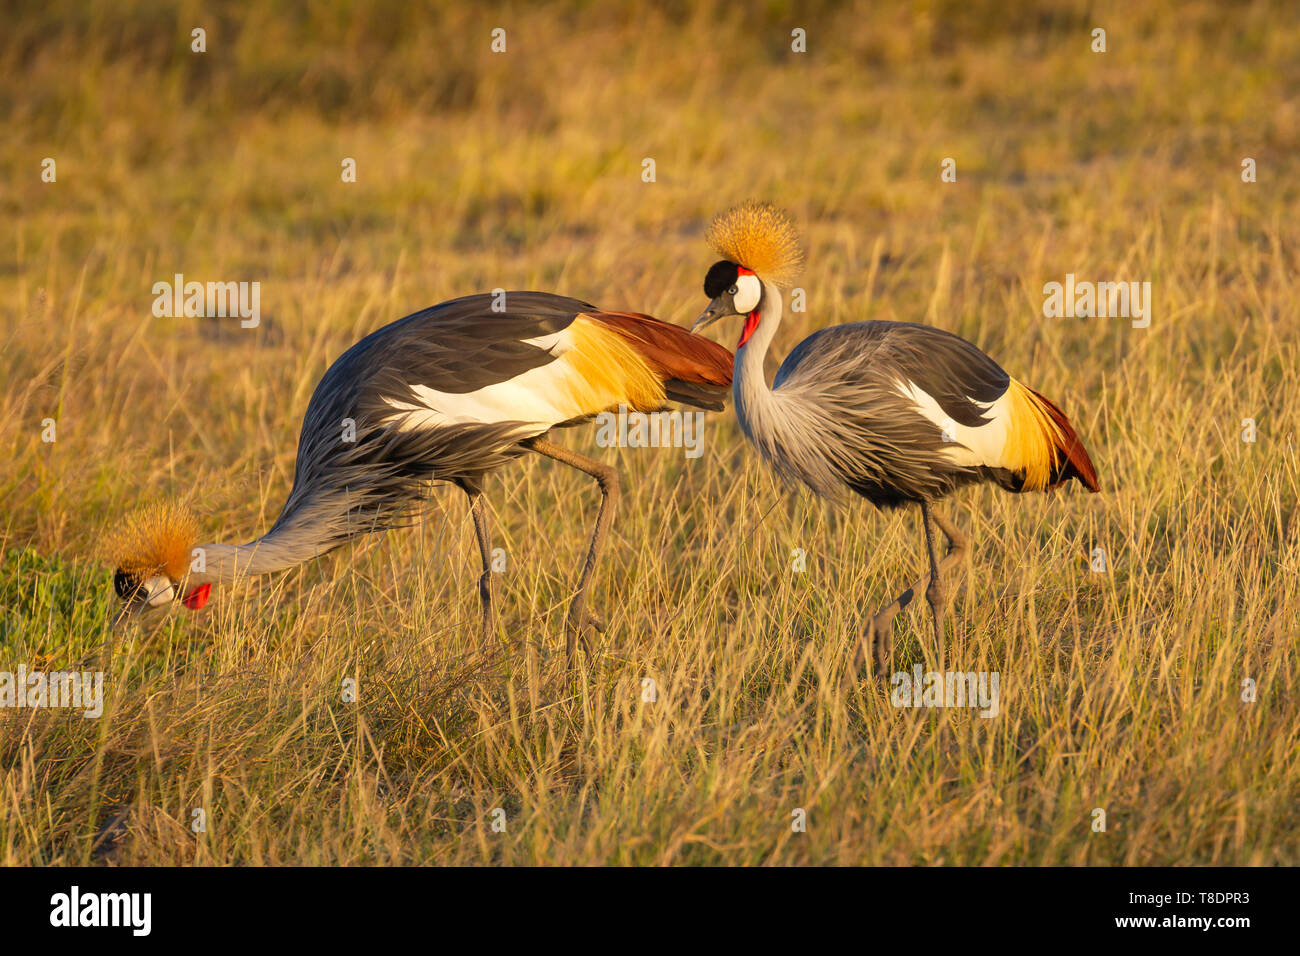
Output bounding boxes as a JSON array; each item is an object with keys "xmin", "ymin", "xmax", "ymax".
[{"xmin": 727, "ymin": 285, "xmax": 738, "ymax": 295}]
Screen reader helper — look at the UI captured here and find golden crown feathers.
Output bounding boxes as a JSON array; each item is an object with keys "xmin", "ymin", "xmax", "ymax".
[
  {"xmin": 705, "ymin": 201, "xmax": 804, "ymax": 288},
  {"xmin": 102, "ymin": 501, "xmax": 199, "ymax": 579}
]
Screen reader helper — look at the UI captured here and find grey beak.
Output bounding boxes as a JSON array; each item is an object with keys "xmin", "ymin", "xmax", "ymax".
[
  {"xmin": 110, "ymin": 598, "xmax": 171, "ymax": 633},
  {"xmin": 110, "ymin": 604, "xmax": 135, "ymax": 630},
  {"xmin": 109, "ymin": 581, "xmax": 169, "ymax": 631},
  {"xmin": 691, "ymin": 296, "xmax": 729, "ymax": 333}
]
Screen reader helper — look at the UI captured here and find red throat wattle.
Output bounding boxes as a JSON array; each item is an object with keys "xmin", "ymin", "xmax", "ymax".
[{"xmin": 182, "ymin": 583, "xmax": 211, "ymax": 610}]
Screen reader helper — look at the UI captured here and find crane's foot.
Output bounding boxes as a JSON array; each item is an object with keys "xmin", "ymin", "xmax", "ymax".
[
  {"xmin": 477, "ymin": 572, "xmax": 496, "ymax": 643},
  {"xmin": 564, "ymin": 605, "xmax": 605, "ymax": 666},
  {"xmin": 843, "ymin": 616, "xmax": 892, "ymax": 692},
  {"xmin": 868, "ymin": 616, "xmax": 894, "ymax": 677},
  {"xmin": 925, "ymin": 579, "xmax": 945, "ymax": 652}
]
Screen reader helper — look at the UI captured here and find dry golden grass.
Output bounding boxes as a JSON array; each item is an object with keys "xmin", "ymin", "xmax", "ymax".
[{"xmin": 1, "ymin": 0, "xmax": 1298, "ymax": 864}]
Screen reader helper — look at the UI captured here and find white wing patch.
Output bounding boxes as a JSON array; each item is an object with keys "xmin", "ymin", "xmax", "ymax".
[
  {"xmin": 895, "ymin": 379, "xmax": 1014, "ymax": 469},
  {"xmin": 381, "ymin": 327, "xmax": 582, "ymax": 436},
  {"xmin": 519, "ymin": 330, "xmax": 566, "ymax": 352}
]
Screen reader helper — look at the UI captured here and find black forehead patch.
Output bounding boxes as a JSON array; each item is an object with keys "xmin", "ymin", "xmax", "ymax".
[
  {"xmin": 113, "ymin": 569, "xmax": 141, "ymax": 601},
  {"xmin": 704, "ymin": 260, "xmax": 740, "ymax": 298}
]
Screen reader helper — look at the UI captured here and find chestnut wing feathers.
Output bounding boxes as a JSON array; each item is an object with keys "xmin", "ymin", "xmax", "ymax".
[{"xmin": 585, "ymin": 310, "xmax": 734, "ymax": 410}]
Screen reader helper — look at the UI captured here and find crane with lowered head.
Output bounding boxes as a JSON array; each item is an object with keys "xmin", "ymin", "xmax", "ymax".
[{"xmin": 107, "ymin": 290, "xmax": 733, "ymax": 663}]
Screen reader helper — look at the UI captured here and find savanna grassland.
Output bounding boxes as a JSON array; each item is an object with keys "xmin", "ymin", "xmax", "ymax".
[{"xmin": 1, "ymin": 0, "xmax": 1297, "ymax": 865}]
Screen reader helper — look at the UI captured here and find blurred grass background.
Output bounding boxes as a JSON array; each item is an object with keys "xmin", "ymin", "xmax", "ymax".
[{"xmin": 0, "ymin": 0, "xmax": 1297, "ymax": 864}]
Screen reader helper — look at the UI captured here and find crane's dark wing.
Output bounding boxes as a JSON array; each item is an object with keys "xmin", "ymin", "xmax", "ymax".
[
  {"xmin": 762, "ymin": 321, "xmax": 1016, "ymax": 506},
  {"xmin": 341, "ymin": 291, "xmax": 595, "ymax": 415},
  {"xmin": 263, "ymin": 293, "xmax": 591, "ymax": 550},
  {"xmin": 266, "ymin": 292, "xmax": 734, "ymax": 553},
  {"xmin": 873, "ymin": 323, "xmax": 1009, "ymax": 426},
  {"xmin": 776, "ymin": 321, "xmax": 1009, "ymax": 427},
  {"xmin": 767, "ymin": 320, "xmax": 1097, "ymax": 507}
]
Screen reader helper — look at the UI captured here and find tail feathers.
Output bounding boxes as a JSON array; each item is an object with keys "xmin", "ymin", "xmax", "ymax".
[
  {"xmin": 1025, "ymin": 385, "xmax": 1100, "ymax": 493},
  {"xmin": 585, "ymin": 311, "xmax": 734, "ymax": 407}
]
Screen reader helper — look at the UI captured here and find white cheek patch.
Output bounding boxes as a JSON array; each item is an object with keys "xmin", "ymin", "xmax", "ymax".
[
  {"xmin": 142, "ymin": 575, "xmax": 175, "ymax": 607},
  {"xmin": 733, "ymin": 274, "xmax": 762, "ymax": 313}
]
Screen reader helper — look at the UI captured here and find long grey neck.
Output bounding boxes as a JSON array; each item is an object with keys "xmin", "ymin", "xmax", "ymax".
[
  {"xmin": 190, "ymin": 533, "xmax": 327, "ymax": 586},
  {"xmin": 734, "ymin": 278, "xmax": 787, "ymax": 443},
  {"xmin": 731, "ymin": 280, "xmax": 847, "ymax": 500}
]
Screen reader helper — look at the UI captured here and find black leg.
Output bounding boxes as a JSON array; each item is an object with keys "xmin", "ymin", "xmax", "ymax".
[
  {"xmin": 464, "ymin": 487, "xmax": 495, "ymax": 642},
  {"xmin": 859, "ymin": 502, "xmax": 969, "ymax": 677},
  {"xmin": 921, "ymin": 499, "xmax": 945, "ymax": 651},
  {"xmin": 524, "ymin": 436, "xmax": 619, "ymax": 666}
]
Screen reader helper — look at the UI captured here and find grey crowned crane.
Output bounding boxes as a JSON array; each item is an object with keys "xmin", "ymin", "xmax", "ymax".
[
  {"xmin": 107, "ymin": 291, "xmax": 733, "ymax": 661},
  {"xmin": 690, "ymin": 202, "xmax": 1100, "ymax": 673}
]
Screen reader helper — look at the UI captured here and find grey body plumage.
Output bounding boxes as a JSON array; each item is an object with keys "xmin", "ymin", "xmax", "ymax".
[
  {"xmin": 694, "ymin": 203, "xmax": 1099, "ymax": 674},
  {"xmin": 726, "ymin": 278, "xmax": 1017, "ymax": 509},
  {"xmin": 274, "ymin": 292, "xmax": 592, "ymax": 562},
  {"xmin": 748, "ymin": 319, "xmax": 1018, "ymax": 507}
]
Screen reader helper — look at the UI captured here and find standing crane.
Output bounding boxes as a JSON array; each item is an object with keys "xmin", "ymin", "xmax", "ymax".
[
  {"xmin": 690, "ymin": 202, "xmax": 1100, "ymax": 672},
  {"xmin": 108, "ymin": 291, "xmax": 733, "ymax": 662}
]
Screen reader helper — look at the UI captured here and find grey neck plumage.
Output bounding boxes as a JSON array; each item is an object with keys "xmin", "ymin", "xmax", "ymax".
[
  {"xmin": 189, "ymin": 533, "xmax": 328, "ymax": 586},
  {"xmin": 732, "ymin": 280, "xmax": 848, "ymax": 500},
  {"xmin": 733, "ymin": 278, "xmax": 785, "ymax": 433}
]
